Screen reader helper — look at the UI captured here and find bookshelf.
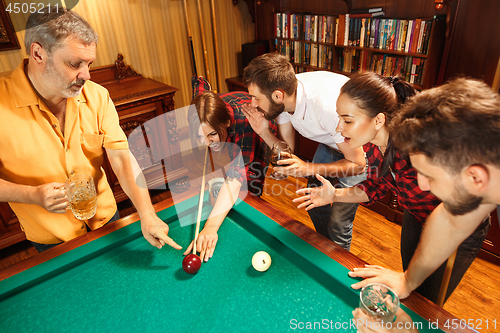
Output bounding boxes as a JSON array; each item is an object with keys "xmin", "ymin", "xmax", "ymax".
[
  {"xmin": 272, "ymin": 11, "xmax": 446, "ymax": 90},
  {"xmin": 235, "ymin": 1, "xmax": 448, "ymax": 226}
]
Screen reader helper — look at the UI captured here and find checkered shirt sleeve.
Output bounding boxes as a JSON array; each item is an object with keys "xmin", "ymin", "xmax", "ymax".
[{"xmin": 356, "ymin": 143, "xmax": 441, "ymax": 223}]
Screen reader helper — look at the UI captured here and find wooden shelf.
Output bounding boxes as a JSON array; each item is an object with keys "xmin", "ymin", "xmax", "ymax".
[
  {"xmin": 273, "ymin": 37, "xmax": 429, "ymax": 58},
  {"xmin": 335, "ymin": 45, "xmax": 429, "ymax": 58}
]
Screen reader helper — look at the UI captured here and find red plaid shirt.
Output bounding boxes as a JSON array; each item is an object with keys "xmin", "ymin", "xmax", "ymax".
[
  {"xmin": 356, "ymin": 142, "xmax": 441, "ymax": 223},
  {"xmin": 192, "ymin": 76, "xmax": 277, "ymax": 194}
]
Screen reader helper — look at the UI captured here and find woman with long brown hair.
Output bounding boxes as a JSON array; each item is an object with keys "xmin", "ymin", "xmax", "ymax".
[{"xmin": 186, "ymin": 76, "xmax": 277, "ymax": 261}]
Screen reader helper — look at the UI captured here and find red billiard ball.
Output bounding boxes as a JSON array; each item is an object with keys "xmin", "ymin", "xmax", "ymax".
[{"xmin": 182, "ymin": 254, "xmax": 201, "ymax": 274}]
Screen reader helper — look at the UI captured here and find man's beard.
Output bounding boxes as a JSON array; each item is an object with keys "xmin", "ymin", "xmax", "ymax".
[
  {"xmin": 259, "ymin": 99, "xmax": 285, "ymax": 121},
  {"xmin": 443, "ymin": 182, "xmax": 483, "ymax": 216},
  {"xmin": 42, "ymin": 59, "xmax": 86, "ymax": 98}
]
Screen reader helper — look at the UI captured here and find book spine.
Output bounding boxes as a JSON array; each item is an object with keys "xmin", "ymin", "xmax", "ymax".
[
  {"xmin": 411, "ymin": 19, "xmax": 422, "ymax": 53},
  {"xmin": 360, "ymin": 18, "xmax": 366, "ymax": 47},
  {"xmin": 396, "ymin": 20, "xmax": 404, "ymax": 51},
  {"xmin": 322, "ymin": 16, "xmax": 327, "ymax": 43},
  {"xmin": 410, "ymin": 57, "xmax": 418, "ymax": 84},
  {"xmin": 337, "ymin": 15, "xmax": 345, "ymax": 46},
  {"xmin": 348, "ymin": 17, "xmax": 354, "ymax": 45},
  {"xmin": 356, "ymin": 18, "xmax": 362, "ymax": 46},
  {"xmin": 364, "ymin": 18, "xmax": 371, "ymax": 47},
  {"xmin": 388, "ymin": 19, "xmax": 396, "ymax": 50},
  {"xmin": 344, "ymin": 14, "xmax": 350, "ymax": 46},
  {"xmin": 416, "ymin": 20, "xmax": 425, "ymax": 53},
  {"xmin": 317, "ymin": 15, "xmax": 322, "ymax": 42},
  {"xmin": 312, "ymin": 15, "xmax": 318, "ymax": 42},
  {"xmin": 334, "ymin": 17, "xmax": 339, "ymax": 45},
  {"xmin": 393, "ymin": 19, "xmax": 400, "ymax": 51},
  {"xmin": 305, "ymin": 15, "xmax": 311, "ymax": 41},
  {"xmin": 405, "ymin": 20, "xmax": 414, "ymax": 53},
  {"xmin": 370, "ymin": 18, "xmax": 376, "ymax": 48},
  {"xmin": 382, "ymin": 19, "xmax": 388, "ymax": 50},
  {"xmin": 422, "ymin": 19, "xmax": 433, "ymax": 55},
  {"xmin": 374, "ymin": 18, "xmax": 380, "ymax": 48}
]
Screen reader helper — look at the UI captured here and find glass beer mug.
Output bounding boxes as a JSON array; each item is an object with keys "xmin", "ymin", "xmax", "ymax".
[{"xmin": 65, "ymin": 175, "xmax": 97, "ymax": 220}]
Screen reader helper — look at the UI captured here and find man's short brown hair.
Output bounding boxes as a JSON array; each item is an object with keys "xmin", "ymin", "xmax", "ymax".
[
  {"xmin": 242, "ymin": 53, "xmax": 297, "ymax": 98},
  {"xmin": 392, "ymin": 77, "xmax": 500, "ymax": 174}
]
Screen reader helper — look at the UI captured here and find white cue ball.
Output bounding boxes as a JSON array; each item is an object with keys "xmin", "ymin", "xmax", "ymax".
[{"xmin": 252, "ymin": 251, "xmax": 272, "ymax": 272}]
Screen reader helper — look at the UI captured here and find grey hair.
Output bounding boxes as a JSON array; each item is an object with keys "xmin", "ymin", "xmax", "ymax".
[{"xmin": 24, "ymin": 5, "xmax": 98, "ymax": 55}]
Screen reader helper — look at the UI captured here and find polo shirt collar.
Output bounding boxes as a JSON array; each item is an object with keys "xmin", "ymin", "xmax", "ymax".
[{"xmin": 11, "ymin": 59, "xmax": 38, "ymax": 108}]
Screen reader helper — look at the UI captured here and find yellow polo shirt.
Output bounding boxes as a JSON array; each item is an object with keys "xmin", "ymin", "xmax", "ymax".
[{"xmin": 0, "ymin": 60, "xmax": 129, "ymax": 244}]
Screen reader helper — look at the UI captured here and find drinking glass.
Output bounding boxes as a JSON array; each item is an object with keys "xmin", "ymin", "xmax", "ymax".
[
  {"xmin": 359, "ymin": 283, "xmax": 400, "ymax": 323},
  {"xmin": 65, "ymin": 175, "xmax": 97, "ymax": 220},
  {"xmin": 208, "ymin": 177, "xmax": 224, "ymax": 206},
  {"xmin": 269, "ymin": 141, "xmax": 292, "ymax": 180}
]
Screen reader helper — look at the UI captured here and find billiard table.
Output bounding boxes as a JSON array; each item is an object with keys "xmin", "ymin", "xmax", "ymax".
[{"xmin": 0, "ymin": 195, "xmax": 474, "ymax": 333}]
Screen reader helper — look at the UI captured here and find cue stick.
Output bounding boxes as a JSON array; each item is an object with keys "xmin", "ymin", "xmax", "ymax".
[
  {"xmin": 195, "ymin": 0, "xmax": 212, "ymax": 86},
  {"xmin": 183, "ymin": 0, "xmax": 198, "ymax": 76},
  {"xmin": 492, "ymin": 56, "xmax": 500, "ymax": 92},
  {"xmin": 208, "ymin": 146, "xmax": 215, "ymax": 173},
  {"xmin": 209, "ymin": 0, "xmax": 221, "ymax": 93},
  {"xmin": 220, "ymin": 165, "xmax": 236, "ymax": 208},
  {"xmin": 193, "ymin": 145, "xmax": 209, "ymax": 254},
  {"xmin": 436, "ymin": 249, "xmax": 457, "ymax": 307}
]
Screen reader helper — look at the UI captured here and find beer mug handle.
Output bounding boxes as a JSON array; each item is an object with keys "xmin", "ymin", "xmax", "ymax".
[{"xmin": 57, "ymin": 185, "xmax": 71, "ymax": 210}]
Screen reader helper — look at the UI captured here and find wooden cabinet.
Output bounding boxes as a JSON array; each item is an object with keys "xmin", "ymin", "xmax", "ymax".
[
  {"xmin": 439, "ymin": 0, "xmax": 500, "ymax": 88},
  {"xmin": 479, "ymin": 209, "xmax": 500, "ymax": 265},
  {"xmin": 0, "ymin": 55, "xmax": 189, "ymax": 250},
  {"xmin": 90, "ymin": 58, "xmax": 189, "ymax": 202},
  {"xmin": 0, "ymin": 205, "xmax": 24, "ymax": 249}
]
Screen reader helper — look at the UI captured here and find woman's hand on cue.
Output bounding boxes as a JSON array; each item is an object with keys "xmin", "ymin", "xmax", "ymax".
[{"xmin": 183, "ymin": 225, "xmax": 219, "ymax": 262}]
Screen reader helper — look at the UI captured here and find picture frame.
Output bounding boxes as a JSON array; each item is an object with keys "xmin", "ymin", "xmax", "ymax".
[{"xmin": 0, "ymin": 0, "xmax": 21, "ymax": 51}]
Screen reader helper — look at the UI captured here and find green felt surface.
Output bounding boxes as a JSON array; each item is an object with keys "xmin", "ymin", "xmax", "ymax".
[{"xmin": 0, "ymin": 198, "xmax": 442, "ymax": 333}]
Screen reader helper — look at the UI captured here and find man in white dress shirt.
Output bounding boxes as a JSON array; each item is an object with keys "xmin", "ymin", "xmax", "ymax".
[{"xmin": 242, "ymin": 53, "xmax": 366, "ymax": 251}]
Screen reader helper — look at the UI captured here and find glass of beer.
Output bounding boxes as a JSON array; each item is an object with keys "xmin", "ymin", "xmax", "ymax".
[
  {"xmin": 269, "ymin": 141, "xmax": 292, "ymax": 180},
  {"xmin": 65, "ymin": 175, "xmax": 97, "ymax": 220}
]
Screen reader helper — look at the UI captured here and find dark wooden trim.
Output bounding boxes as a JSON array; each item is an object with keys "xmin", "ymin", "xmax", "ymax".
[{"xmin": 477, "ymin": 249, "xmax": 500, "ymax": 267}]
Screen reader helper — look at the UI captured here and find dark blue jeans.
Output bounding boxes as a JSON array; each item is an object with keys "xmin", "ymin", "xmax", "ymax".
[
  {"xmin": 307, "ymin": 144, "xmax": 367, "ymax": 251},
  {"xmin": 31, "ymin": 210, "xmax": 120, "ymax": 253},
  {"xmin": 400, "ymin": 210, "xmax": 490, "ymax": 304}
]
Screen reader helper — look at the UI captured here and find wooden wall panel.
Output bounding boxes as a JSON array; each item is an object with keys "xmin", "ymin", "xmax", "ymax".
[
  {"xmin": 442, "ymin": 0, "xmax": 500, "ymax": 86},
  {"xmin": 0, "ymin": 0, "xmax": 255, "ymax": 107}
]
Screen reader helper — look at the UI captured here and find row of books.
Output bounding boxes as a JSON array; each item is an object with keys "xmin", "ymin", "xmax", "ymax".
[
  {"xmin": 338, "ymin": 15, "xmax": 434, "ymax": 54},
  {"xmin": 274, "ymin": 11, "xmax": 437, "ymax": 55},
  {"xmin": 339, "ymin": 49, "xmax": 426, "ymax": 85},
  {"xmin": 275, "ymin": 39, "xmax": 334, "ymax": 70},
  {"xmin": 274, "ymin": 13, "xmax": 337, "ymax": 44}
]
